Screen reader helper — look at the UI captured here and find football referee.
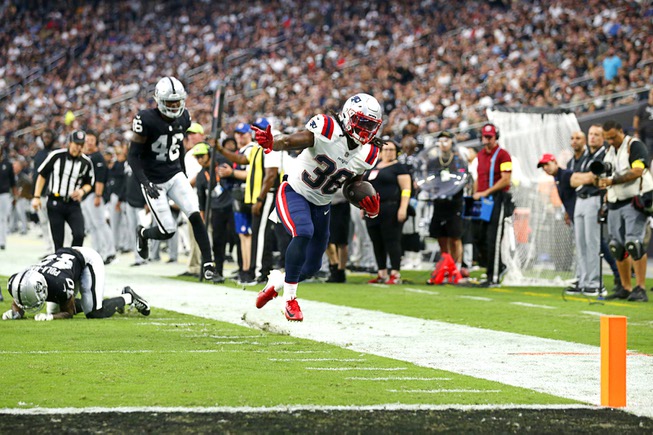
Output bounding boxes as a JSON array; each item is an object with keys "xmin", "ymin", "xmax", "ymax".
[{"xmin": 32, "ymin": 130, "xmax": 95, "ymax": 250}]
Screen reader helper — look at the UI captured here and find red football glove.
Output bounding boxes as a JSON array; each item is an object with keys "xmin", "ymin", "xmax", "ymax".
[
  {"xmin": 359, "ymin": 193, "xmax": 380, "ymax": 218},
  {"xmin": 252, "ymin": 125, "xmax": 274, "ymax": 154}
]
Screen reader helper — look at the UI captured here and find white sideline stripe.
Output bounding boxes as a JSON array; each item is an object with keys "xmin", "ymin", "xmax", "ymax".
[
  {"xmin": 403, "ymin": 288, "xmax": 439, "ymax": 295},
  {"xmin": 510, "ymin": 302, "xmax": 556, "ymax": 310},
  {"xmin": 387, "ymin": 389, "xmax": 502, "ymax": 394},
  {"xmin": 458, "ymin": 296, "xmax": 492, "ymax": 302},
  {"xmin": 580, "ymin": 311, "xmax": 609, "ymax": 317},
  {"xmin": 347, "ymin": 377, "xmax": 452, "ymax": 381},
  {"xmin": 0, "ymin": 404, "xmax": 599, "ymax": 415},
  {"xmin": 305, "ymin": 367, "xmax": 407, "ymax": 371},
  {"xmin": 268, "ymin": 358, "xmax": 365, "ymax": 362}
]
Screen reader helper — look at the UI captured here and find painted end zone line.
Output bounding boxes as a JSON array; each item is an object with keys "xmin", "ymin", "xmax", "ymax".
[{"xmin": 0, "ymin": 404, "xmax": 600, "ymax": 415}]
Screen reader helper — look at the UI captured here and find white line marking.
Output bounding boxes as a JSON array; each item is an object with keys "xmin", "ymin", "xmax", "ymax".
[
  {"xmin": 458, "ymin": 296, "xmax": 492, "ymax": 301},
  {"xmin": 346, "ymin": 377, "xmax": 452, "ymax": 381},
  {"xmin": 580, "ymin": 311, "xmax": 608, "ymax": 317},
  {"xmin": 268, "ymin": 358, "xmax": 365, "ymax": 362},
  {"xmin": 510, "ymin": 302, "xmax": 556, "ymax": 309},
  {"xmin": 0, "ymin": 404, "xmax": 599, "ymax": 415},
  {"xmin": 305, "ymin": 367, "xmax": 407, "ymax": 371},
  {"xmin": 403, "ymin": 288, "xmax": 439, "ymax": 295},
  {"xmin": 387, "ymin": 389, "xmax": 502, "ymax": 394}
]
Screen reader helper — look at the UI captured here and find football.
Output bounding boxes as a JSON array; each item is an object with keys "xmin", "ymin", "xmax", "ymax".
[{"xmin": 343, "ymin": 180, "xmax": 376, "ymax": 208}]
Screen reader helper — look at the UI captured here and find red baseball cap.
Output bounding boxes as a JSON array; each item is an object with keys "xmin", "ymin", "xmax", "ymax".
[
  {"xmin": 481, "ymin": 124, "xmax": 497, "ymax": 137},
  {"xmin": 537, "ymin": 153, "xmax": 556, "ymax": 168}
]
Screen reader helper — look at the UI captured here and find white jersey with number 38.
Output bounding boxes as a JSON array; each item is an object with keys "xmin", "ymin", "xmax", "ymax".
[{"xmin": 286, "ymin": 114, "xmax": 380, "ymax": 206}]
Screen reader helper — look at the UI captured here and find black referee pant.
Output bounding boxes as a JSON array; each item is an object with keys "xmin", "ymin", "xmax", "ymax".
[
  {"xmin": 472, "ymin": 191, "xmax": 514, "ymax": 283},
  {"xmin": 47, "ymin": 196, "xmax": 85, "ymax": 250}
]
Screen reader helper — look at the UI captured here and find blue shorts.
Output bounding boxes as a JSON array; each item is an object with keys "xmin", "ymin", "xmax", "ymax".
[{"xmin": 234, "ymin": 212, "xmax": 252, "ymax": 235}]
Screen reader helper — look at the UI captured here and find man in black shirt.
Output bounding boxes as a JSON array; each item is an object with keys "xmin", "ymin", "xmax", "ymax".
[
  {"xmin": 0, "ymin": 151, "xmax": 17, "ymax": 250},
  {"xmin": 127, "ymin": 76, "xmax": 215, "ymax": 281},
  {"xmin": 193, "ymin": 142, "xmax": 233, "ymax": 283},
  {"xmin": 634, "ymin": 88, "xmax": 653, "ymax": 161},
  {"xmin": 81, "ymin": 130, "xmax": 116, "ymax": 264},
  {"xmin": 2, "ymin": 246, "xmax": 150, "ymax": 320},
  {"xmin": 32, "ymin": 130, "xmax": 94, "ymax": 251}
]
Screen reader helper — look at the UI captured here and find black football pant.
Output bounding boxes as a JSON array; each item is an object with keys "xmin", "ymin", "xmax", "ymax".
[
  {"xmin": 47, "ymin": 198, "xmax": 85, "ymax": 251},
  {"xmin": 210, "ymin": 207, "xmax": 233, "ymax": 276}
]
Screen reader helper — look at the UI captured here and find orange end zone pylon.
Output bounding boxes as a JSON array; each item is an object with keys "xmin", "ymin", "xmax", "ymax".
[{"xmin": 600, "ymin": 315, "xmax": 627, "ymax": 408}]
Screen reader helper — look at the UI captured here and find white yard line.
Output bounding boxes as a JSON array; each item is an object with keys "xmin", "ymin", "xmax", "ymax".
[
  {"xmin": 510, "ymin": 302, "xmax": 557, "ymax": 309},
  {"xmin": 1, "ymin": 233, "xmax": 652, "ymax": 418}
]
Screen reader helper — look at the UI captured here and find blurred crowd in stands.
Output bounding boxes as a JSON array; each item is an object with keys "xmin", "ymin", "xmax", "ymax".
[
  {"xmin": 0, "ymin": 0, "xmax": 652, "ymax": 286},
  {"xmin": 2, "ymin": 0, "xmax": 653, "ymax": 160}
]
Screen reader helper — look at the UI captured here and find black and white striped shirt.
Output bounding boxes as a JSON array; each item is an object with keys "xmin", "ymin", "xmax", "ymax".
[{"xmin": 37, "ymin": 149, "xmax": 95, "ymax": 201}]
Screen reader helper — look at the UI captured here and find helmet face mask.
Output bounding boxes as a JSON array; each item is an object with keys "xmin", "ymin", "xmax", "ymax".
[
  {"xmin": 9, "ymin": 270, "xmax": 48, "ymax": 312},
  {"xmin": 340, "ymin": 93, "xmax": 382, "ymax": 145},
  {"xmin": 154, "ymin": 77, "xmax": 187, "ymax": 119}
]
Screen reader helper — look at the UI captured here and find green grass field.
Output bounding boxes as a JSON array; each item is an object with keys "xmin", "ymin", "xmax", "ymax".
[{"xmin": 1, "ymin": 270, "xmax": 651, "ymax": 413}]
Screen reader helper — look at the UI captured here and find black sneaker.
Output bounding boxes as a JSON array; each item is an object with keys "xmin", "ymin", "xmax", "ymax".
[
  {"xmin": 212, "ymin": 273, "xmax": 225, "ymax": 284},
  {"xmin": 202, "ymin": 262, "xmax": 216, "ymax": 281},
  {"xmin": 605, "ymin": 286, "xmax": 630, "ymax": 300},
  {"xmin": 326, "ymin": 269, "xmax": 346, "ymax": 283},
  {"xmin": 627, "ymin": 286, "xmax": 649, "ymax": 302},
  {"xmin": 122, "ymin": 286, "xmax": 150, "ymax": 316},
  {"xmin": 136, "ymin": 225, "xmax": 148, "ymax": 260}
]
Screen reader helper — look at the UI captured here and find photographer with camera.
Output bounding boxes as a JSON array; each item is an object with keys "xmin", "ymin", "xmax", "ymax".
[
  {"xmin": 568, "ymin": 126, "xmax": 617, "ymax": 296},
  {"xmin": 595, "ymin": 120, "xmax": 651, "ymax": 302}
]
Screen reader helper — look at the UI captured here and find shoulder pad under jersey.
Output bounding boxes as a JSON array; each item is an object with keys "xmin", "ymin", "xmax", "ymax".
[
  {"xmin": 360, "ymin": 143, "xmax": 380, "ymax": 168},
  {"xmin": 305, "ymin": 114, "xmax": 337, "ymax": 141}
]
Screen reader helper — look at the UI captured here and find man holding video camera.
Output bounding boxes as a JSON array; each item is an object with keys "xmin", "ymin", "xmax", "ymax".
[{"xmin": 595, "ymin": 120, "xmax": 651, "ymax": 302}]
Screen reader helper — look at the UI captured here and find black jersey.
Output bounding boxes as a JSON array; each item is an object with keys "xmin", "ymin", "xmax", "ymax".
[
  {"xmin": 131, "ymin": 108, "xmax": 191, "ymax": 183},
  {"xmin": 31, "ymin": 248, "xmax": 85, "ymax": 306},
  {"xmin": 89, "ymin": 151, "xmax": 108, "ymax": 185}
]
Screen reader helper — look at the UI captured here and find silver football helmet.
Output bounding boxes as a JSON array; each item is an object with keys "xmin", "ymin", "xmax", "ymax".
[
  {"xmin": 154, "ymin": 76, "xmax": 187, "ymax": 119},
  {"xmin": 339, "ymin": 93, "xmax": 383, "ymax": 145},
  {"xmin": 8, "ymin": 269, "xmax": 48, "ymax": 312}
]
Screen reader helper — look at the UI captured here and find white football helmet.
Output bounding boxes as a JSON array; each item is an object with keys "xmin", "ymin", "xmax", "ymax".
[
  {"xmin": 8, "ymin": 269, "xmax": 48, "ymax": 312},
  {"xmin": 154, "ymin": 76, "xmax": 187, "ymax": 118},
  {"xmin": 339, "ymin": 93, "xmax": 383, "ymax": 145}
]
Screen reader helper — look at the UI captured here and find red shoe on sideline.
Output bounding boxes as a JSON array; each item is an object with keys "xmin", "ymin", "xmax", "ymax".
[
  {"xmin": 284, "ymin": 299, "xmax": 303, "ymax": 321},
  {"xmin": 386, "ymin": 273, "xmax": 402, "ymax": 285}
]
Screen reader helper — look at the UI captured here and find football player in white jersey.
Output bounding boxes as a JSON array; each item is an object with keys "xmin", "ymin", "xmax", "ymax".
[{"xmin": 251, "ymin": 93, "xmax": 383, "ymax": 321}]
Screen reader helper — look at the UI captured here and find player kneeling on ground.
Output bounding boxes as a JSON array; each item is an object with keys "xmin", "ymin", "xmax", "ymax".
[{"xmin": 2, "ymin": 247, "xmax": 150, "ymax": 321}]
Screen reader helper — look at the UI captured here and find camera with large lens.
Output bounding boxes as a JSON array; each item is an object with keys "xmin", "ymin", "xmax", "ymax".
[{"xmin": 589, "ymin": 160, "xmax": 614, "ymax": 177}]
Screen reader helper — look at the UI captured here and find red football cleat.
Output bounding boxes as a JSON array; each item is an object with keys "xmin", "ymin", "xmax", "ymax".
[
  {"xmin": 284, "ymin": 298, "xmax": 303, "ymax": 322},
  {"xmin": 255, "ymin": 270, "xmax": 284, "ymax": 309}
]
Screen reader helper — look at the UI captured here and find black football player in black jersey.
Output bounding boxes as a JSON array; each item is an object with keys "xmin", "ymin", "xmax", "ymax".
[
  {"xmin": 2, "ymin": 247, "xmax": 150, "ymax": 320},
  {"xmin": 127, "ymin": 76, "xmax": 216, "ymax": 281}
]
